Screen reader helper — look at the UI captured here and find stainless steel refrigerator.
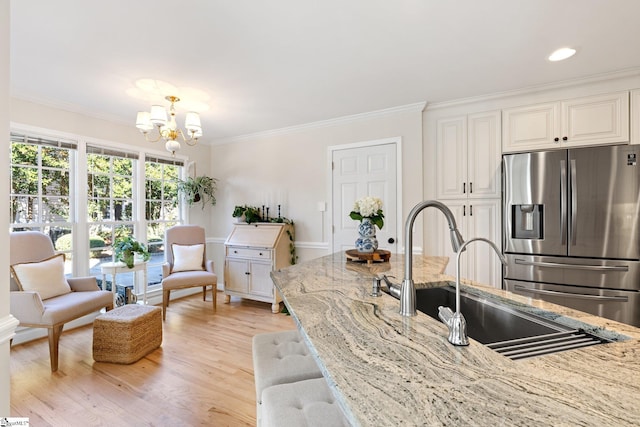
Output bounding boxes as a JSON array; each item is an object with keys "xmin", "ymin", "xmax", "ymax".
[{"xmin": 503, "ymin": 145, "xmax": 640, "ymax": 327}]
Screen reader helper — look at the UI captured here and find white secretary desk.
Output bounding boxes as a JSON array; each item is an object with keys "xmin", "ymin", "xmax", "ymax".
[{"xmin": 223, "ymin": 222, "xmax": 292, "ymax": 313}]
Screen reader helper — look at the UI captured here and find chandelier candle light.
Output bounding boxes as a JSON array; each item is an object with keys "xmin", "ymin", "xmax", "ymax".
[
  {"xmin": 350, "ymin": 196, "xmax": 384, "ymax": 253},
  {"xmin": 136, "ymin": 95, "xmax": 202, "ymax": 155}
]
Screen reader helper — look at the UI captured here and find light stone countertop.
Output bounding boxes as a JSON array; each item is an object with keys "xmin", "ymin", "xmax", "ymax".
[{"xmin": 271, "ymin": 252, "xmax": 640, "ymax": 427}]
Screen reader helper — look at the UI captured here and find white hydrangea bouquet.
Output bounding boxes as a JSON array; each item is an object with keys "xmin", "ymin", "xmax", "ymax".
[{"xmin": 349, "ymin": 196, "xmax": 384, "ymax": 229}]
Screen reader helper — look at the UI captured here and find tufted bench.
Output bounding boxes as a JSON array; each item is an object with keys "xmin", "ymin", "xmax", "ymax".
[
  {"xmin": 252, "ymin": 330, "xmax": 324, "ymax": 403},
  {"xmin": 93, "ymin": 304, "xmax": 162, "ymax": 364},
  {"xmin": 253, "ymin": 329, "xmax": 325, "ymax": 424},
  {"xmin": 261, "ymin": 377, "xmax": 350, "ymax": 427}
]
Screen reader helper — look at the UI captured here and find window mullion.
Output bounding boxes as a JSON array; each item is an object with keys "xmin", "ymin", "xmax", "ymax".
[{"xmin": 76, "ymin": 139, "xmax": 89, "ymax": 276}]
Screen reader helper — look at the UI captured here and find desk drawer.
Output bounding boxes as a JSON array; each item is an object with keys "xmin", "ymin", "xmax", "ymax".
[{"xmin": 227, "ymin": 247, "xmax": 272, "ymax": 260}]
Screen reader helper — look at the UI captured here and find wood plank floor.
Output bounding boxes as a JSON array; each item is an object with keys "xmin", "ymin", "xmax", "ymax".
[{"xmin": 10, "ymin": 291, "xmax": 295, "ymax": 426}]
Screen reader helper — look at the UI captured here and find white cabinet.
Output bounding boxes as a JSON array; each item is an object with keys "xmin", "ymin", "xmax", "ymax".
[
  {"xmin": 436, "ymin": 110, "xmax": 501, "ymax": 200},
  {"xmin": 224, "ymin": 223, "xmax": 292, "ymax": 313},
  {"xmin": 435, "ymin": 199, "xmax": 502, "ymax": 288},
  {"xmin": 502, "ymin": 91, "xmax": 630, "ymax": 152},
  {"xmin": 435, "ymin": 110, "xmax": 502, "ymax": 286}
]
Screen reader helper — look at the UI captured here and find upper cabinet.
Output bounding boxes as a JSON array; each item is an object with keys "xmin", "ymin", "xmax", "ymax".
[
  {"xmin": 436, "ymin": 110, "xmax": 501, "ymax": 199},
  {"xmin": 632, "ymin": 89, "xmax": 640, "ymax": 145},
  {"xmin": 502, "ymin": 91, "xmax": 630, "ymax": 153}
]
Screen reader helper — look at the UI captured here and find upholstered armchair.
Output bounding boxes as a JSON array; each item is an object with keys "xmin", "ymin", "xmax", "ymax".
[
  {"xmin": 9, "ymin": 231, "xmax": 114, "ymax": 372},
  {"xmin": 161, "ymin": 225, "xmax": 218, "ymax": 320}
]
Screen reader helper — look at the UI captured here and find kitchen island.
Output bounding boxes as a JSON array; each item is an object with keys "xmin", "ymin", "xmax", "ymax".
[{"xmin": 270, "ymin": 252, "xmax": 640, "ymax": 426}]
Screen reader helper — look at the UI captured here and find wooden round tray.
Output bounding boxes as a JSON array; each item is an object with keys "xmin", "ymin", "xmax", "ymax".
[{"xmin": 345, "ymin": 249, "xmax": 391, "ymax": 264}]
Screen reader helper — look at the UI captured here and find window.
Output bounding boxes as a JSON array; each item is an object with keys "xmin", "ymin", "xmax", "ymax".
[
  {"xmin": 145, "ymin": 155, "xmax": 184, "ymax": 287},
  {"xmin": 10, "ymin": 132, "xmax": 76, "ymax": 274},
  {"xmin": 9, "ymin": 131, "xmax": 186, "ymax": 299},
  {"xmin": 86, "ymin": 146, "xmax": 138, "ymax": 286}
]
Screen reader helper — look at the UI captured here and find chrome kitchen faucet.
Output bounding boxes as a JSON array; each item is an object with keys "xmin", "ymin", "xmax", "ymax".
[{"xmin": 384, "ymin": 200, "xmax": 465, "ymax": 317}]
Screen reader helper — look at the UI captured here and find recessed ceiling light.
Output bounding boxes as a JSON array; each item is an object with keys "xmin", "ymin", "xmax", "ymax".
[{"xmin": 548, "ymin": 47, "xmax": 577, "ymax": 62}]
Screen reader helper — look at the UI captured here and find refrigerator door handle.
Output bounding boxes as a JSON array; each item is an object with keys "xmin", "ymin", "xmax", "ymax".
[
  {"xmin": 513, "ymin": 285, "xmax": 629, "ymax": 302},
  {"xmin": 560, "ymin": 159, "xmax": 567, "ymax": 245},
  {"xmin": 570, "ymin": 158, "xmax": 577, "ymax": 246},
  {"xmin": 514, "ymin": 258, "xmax": 629, "ymax": 272}
]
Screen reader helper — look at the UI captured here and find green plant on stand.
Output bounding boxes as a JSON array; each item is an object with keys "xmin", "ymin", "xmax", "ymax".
[{"xmin": 114, "ymin": 236, "xmax": 151, "ymax": 268}]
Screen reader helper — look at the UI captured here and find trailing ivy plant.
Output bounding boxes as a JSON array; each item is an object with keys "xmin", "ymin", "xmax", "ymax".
[{"xmin": 271, "ymin": 217, "xmax": 297, "ymax": 265}]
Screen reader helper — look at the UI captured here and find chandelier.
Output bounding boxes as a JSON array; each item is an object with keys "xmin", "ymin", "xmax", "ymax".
[{"xmin": 135, "ymin": 95, "xmax": 202, "ymax": 155}]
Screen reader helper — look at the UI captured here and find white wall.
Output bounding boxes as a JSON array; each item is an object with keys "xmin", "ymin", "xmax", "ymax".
[
  {"xmin": 1, "ymin": 0, "xmax": 15, "ymax": 415},
  {"xmin": 209, "ymin": 104, "xmax": 425, "ymax": 275}
]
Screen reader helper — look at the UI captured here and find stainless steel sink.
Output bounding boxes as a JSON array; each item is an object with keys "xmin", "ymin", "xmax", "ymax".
[{"xmin": 416, "ymin": 284, "xmax": 610, "ymax": 359}]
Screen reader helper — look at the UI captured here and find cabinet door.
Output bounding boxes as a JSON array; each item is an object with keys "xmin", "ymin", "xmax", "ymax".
[
  {"xmin": 465, "ymin": 199, "xmax": 502, "ymax": 288},
  {"xmin": 467, "ymin": 111, "xmax": 501, "ymax": 198},
  {"xmin": 248, "ymin": 261, "xmax": 274, "ymax": 298},
  {"xmin": 561, "ymin": 91, "xmax": 629, "ymax": 146},
  {"xmin": 435, "ymin": 200, "xmax": 468, "ymax": 278},
  {"xmin": 225, "ymin": 258, "xmax": 249, "ymax": 293},
  {"xmin": 502, "ymin": 102, "xmax": 560, "ymax": 152},
  {"xmin": 435, "ymin": 200, "xmax": 501, "ymax": 287},
  {"xmin": 436, "ymin": 116, "xmax": 467, "ymax": 199}
]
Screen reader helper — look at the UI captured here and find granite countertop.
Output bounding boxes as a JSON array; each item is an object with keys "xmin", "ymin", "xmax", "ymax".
[{"xmin": 271, "ymin": 252, "xmax": 640, "ymax": 427}]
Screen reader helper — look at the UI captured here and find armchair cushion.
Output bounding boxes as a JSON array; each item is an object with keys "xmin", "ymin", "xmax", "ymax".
[
  {"xmin": 171, "ymin": 243, "xmax": 205, "ymax": 272},
  {"xmin": 11, "ymin": 254, "xmax": 71, "ymax": 300}
]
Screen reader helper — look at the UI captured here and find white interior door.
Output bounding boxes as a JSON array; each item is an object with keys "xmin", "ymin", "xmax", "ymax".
[{"xmin": 331, "ymin": 142, "xmax": 398, "ymax": 253}]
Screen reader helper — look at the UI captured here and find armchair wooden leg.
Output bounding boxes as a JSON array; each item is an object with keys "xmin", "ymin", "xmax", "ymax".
[
  {"xmin": 202, "ymin": 286, "xmax": 206, "ymax": 301},
  {"xmin": 212, "ymin": 285, "xmax": 217, "ymax": 313},
  {"xmin": 163, "ymin": 290, "xmax": 170, "ymax": 321},
  {"xmin": 48, "ymin": 324, "xmax": 63, "ymax": 372}
]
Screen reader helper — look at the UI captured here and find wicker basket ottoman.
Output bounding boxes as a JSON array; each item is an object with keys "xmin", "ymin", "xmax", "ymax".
[{"xmin": 93, "ymin": 305, "xmax": 162, "ymax": 364}]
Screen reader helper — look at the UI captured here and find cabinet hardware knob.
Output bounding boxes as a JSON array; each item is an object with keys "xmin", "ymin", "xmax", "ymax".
[
  {"xmin": 554, "ymin": 137, "xmax": 560, "ymax": 142},
  {"xmin": 388, "ymin": 238, "xmax": 395, "ymax": 244},
  {"xmin": 259, "ymin": 252, "xmax": 263, "ymax": 256},
  {"xmin": 562, "ymin": 136, "xmax": 568, "ymax": 141}
]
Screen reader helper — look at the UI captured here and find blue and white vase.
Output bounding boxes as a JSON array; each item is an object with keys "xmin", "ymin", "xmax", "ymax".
[{"xmin": 355, "ymin": 218, "xmax": 378, "ymax": 253}]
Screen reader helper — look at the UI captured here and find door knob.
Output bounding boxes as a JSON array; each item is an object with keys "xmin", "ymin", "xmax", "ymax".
[{"xmin": 388, "ymin": 238, "xmax": 395, "ymax": 244}]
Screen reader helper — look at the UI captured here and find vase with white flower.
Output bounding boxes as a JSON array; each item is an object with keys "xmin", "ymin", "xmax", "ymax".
[{"xmin": 350, "ymin": 196, "xmax": 384, "ymax": 253}]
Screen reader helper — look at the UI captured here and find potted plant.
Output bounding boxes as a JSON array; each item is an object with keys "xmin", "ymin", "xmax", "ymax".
[
  {"xmin": 177, "ymin": 175, "xmax": 218, "ymax": 208},
  {"xmin": 232, "ymin": 205, "xmax": 262, "ymax": 224},
  {"xmin": 113, "ymin": 236, "xmax": 151, "ymax": 268}
]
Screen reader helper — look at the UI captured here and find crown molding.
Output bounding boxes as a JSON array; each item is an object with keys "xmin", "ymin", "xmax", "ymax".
[
  {"xmin": 213, "ymin": 102, "xmax": 427, "ymax": 145},
  {"xmin": 426, "ymin": 67, "xmax": 640, "ymax": 111}
]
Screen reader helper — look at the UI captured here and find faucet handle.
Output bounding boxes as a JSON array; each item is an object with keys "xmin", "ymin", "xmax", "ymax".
[
  {"xmin": 380, "ymin": 275, "xmax": 401, "ymax": 299},
  {"xmin": 438, "ymin": 306, "xmax": 453, "ymax": 325}
]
